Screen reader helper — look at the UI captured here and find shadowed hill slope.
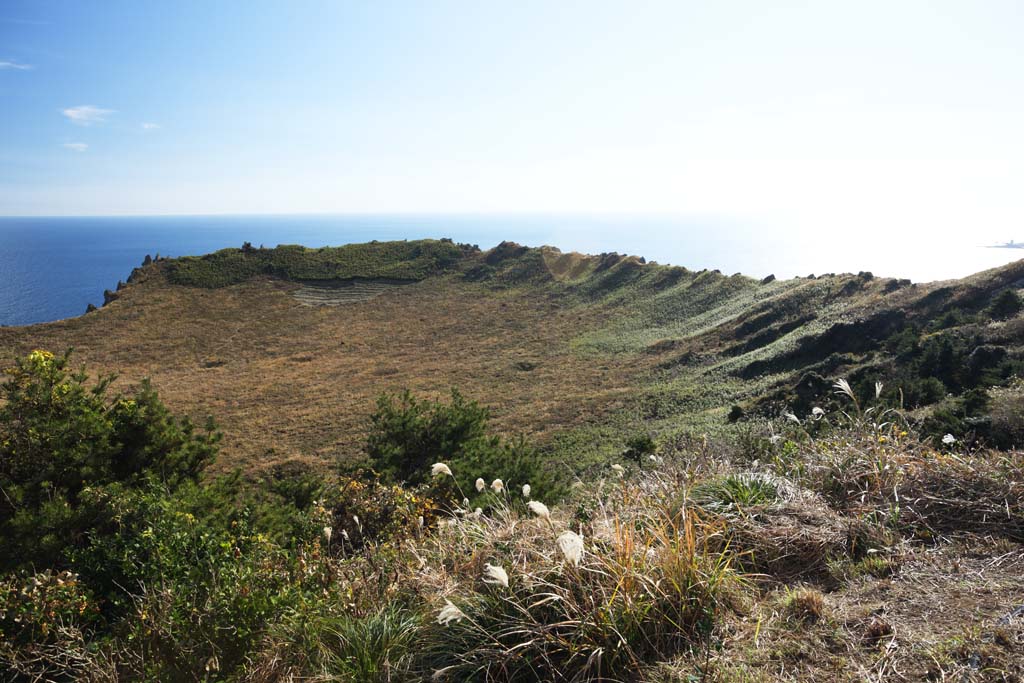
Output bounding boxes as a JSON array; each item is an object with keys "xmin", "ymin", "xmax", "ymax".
[{"xmin": 2, "ymin": 238, "xmax": 1022, "ymax": 475}]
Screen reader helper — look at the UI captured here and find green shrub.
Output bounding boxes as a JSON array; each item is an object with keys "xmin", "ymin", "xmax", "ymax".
[
  {"xmin": 989, "ymin": 289, "xmax": 1023, "ymax": 319},
  {"xmin": 109, "ymin": 494, "xmax": 327, "ymax": 680},
  {"xmin": 988, "ymin": 379, "xmax": 1024, "ymax": 448},
  {"xmin": 623, "ymin": 432, "xmax": 657, "ymax": 465},
  {"xmin": 367, "ymin": 389, "xmax": 491, "ymax": 487},
  {"xmin": 365, "ymin": 389, "xmax": 562, "ymax": 504},
  {"xmin": 320, "ymin": 472, "xmax": 431, "ymax": 550},
  {"xmin": 0, "ymin": 350, "xmax": 219, "ymax": 573}
]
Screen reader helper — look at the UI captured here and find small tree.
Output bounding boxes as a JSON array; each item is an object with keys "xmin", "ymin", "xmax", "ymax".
[
  {"xmin": 365, "ymin": 389, "xmax": 560, "ymax": 501},
  {"xmin": 366, "ymin": 389, "xmax": 492, "ymax": 486},
  {"xmin": 989, "ymin": 289, "xmax": 1023, "ymax": 320},
  {"xmin": 623, "ymin": 433, "xmax": 657, "ymax": 467},
  {"xmin": 0, "ymin": 350, "xmax": 219, "ymax": 571}
]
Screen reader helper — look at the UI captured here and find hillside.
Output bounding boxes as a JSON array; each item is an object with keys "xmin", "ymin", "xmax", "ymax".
[
  {"xmin": 2, "ymin": 239, "xmax": 1022, "ymax": 475},
  {"xmin": 2, "ymin": 239, "xmax": 1023, "ymax": 682}
]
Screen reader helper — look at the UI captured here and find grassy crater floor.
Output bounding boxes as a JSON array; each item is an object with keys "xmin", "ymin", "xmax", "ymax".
[
  {"xmin": 0, "ymin": 268, "xmax": 646, "ymax": 474},
  {"xmin": 3, "ymin": 239, "xmax": 1024, "ymax": 479}
]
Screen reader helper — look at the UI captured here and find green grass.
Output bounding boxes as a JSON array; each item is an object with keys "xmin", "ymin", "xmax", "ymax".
[{"xmin": 693, "ymin": 473, "xmax": 781, "ymax": 511}]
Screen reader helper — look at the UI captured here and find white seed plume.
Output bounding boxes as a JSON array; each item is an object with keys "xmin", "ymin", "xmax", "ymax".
[
  {"xmin": 611, "ymin": 463, "xmax": 625, "ymax": 477},
  {"xmin": 942, "ymin": 433, "xmax": 957, "ymax": 445},
  {"xmin": 527, "ymin": 500, "xmax": 550, "ymax": 520},
  {"xmin": 811, "ymin": 406, "xmax": 825, "ymax": 418},
  {"xmin": 472, "ymin": 507, "xmax": 483, "ymax": 520},
  {"xmin": 436, "ymin": 599, "xmax": 466, "ymax": 626},
  {"xmin": 784, "ymin": 412, "xmax": 800, "ymax": 424},
  {"xmin": 475, "ymin": 477, "xmax": 486, "ymax": 492},
  {"xmin": 557, "ymin": 530, "xmax": 584, "ymax": 567},
  {"xmin": 431, "ymin": 463, "xmax": 453, "ymax": 477},
  {"xmin": 322, "ymin": 526, "xmax": 332, "ymax": 543},
  {"xmin": 491, "ymin": 479, "xmax": 504, "ymax": 493},
  {"xmin": 482, "ymin": 563, "xmax": 509, "ymax": 588},
  {"xmin": 834, "ymin": 378, "xmax": 856, "ymax": 401},
  {"xmin": 522, "ymin": 483, "xmax": 531, "ymax": 498},
  {"xmin": 875, "ymin": 381, "xmax": 884, "ymax": 399}
]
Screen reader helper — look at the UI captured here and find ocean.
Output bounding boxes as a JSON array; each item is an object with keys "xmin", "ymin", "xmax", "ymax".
[{"xmin": 1, "ymin": 214, "xmax": 1021, "ymax": 326}]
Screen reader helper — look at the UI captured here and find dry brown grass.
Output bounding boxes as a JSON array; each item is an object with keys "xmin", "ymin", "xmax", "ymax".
[
  {"xmin": 782, "ymin": 587, "xmax": 827, "ymax": 623},
  {"xmin": 0, "ymin": 268, "xmax": 646, "ymax": 475}
]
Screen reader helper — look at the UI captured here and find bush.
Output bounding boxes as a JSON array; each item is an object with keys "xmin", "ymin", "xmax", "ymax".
[
  {"xmin": 988, "ymin": 379, "xmax": 1024, "ymax": 448},
  {"xmin": 113, "ymin": 499, "xmax": 315, "ymax": 680},
  {"xmin": 623, "ymin": 432, "xmax": 657, "ymax": 465},
  {"xmin": 989, "ymin": 289, "xmax": 1023, "ymax": 319},
  {"xmin": 900, "ymin": 376, "xmax": 947, "ymax": 407},
  {"xmin": 0, "ymin": 350, "xmax": 219, "ymax": 573},
  {"xmin": 0, "ymin": 570, "xmax": 98, "ymax": 647},
  {"xmin": 365, "ymin": 389, "xmax": 562, "ymax": 504},
  {"xmin": 321, "ymin": 472, "xmax": 432, "ymax": 550}
]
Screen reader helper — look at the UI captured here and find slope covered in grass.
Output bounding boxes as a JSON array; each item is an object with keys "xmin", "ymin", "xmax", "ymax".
[
  {"xmin": 1, "ymin": 239, "xmax": 1023, "ymax": 477},
  {"xmin": 2, "ymin": 354, "xmax": 1020, "ymax": 681},
  {"xmin": 2, "ymin": 239, "xmax": 1024, "ymax": 681}
]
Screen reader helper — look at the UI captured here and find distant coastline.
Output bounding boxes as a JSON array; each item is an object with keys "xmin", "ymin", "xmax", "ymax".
[{"xmin": 987, "ymin": 240, "xmax": 1024, "ymax": 249}]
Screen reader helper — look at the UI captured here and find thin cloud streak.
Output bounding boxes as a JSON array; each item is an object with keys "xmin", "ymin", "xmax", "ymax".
[
  {"xmin": 141, "ymin": 122, "xmax": 160, "ymax": 130},
  {"xmin": 62, "ymin": 105, "xmax": 114, "ymax": 125},
  {"xmin": 0, "ymin": 60, "xmax": 32, "ymax": 70},
  {"xmin": 62, "ymin": 143, "xmax": 88, "ymax": 152}
]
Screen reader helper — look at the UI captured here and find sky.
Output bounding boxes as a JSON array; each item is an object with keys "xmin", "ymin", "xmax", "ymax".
[{"xmin": 2, "ymin": 0, "xmax": 1024, "ymax": 250}]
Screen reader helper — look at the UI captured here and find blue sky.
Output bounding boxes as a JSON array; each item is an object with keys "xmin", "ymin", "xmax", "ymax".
[{"xmin": 2, "ymin": 0, "xmax": 1024, "ymax": 247}]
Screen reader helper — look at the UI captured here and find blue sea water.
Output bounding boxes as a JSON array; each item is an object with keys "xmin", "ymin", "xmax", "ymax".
[{"xmin": 1, "ymin": 214, "xmax": 1022, "ymax": 326}]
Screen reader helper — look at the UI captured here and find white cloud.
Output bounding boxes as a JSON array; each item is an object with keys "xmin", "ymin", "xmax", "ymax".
[
  {"xmin": 0, "ymin": 60, "xmax": 31, "ymax": 70},
  {"xmin": 62, "ymin": 105, "xmax": 114, "ymax": 125},
  {"xmin": 63, "ymin": 142, "xmax": 88, "ymax": 152},
  {"xmin": 141, "ymin": 122, "xmax": 160, "ymax": 130}
]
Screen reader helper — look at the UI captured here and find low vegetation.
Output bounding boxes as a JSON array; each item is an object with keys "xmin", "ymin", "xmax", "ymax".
[
  {"xmin": 165, "ymin": 239, "xmax": 469, "ymax": 288},
  {"xmin": 1, "ymin": 351, "xmax": 1021, "ymax": 681},
  {"xmin": 2, "ymin": 241, "xmax": 1023, "ymax": 680}
]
